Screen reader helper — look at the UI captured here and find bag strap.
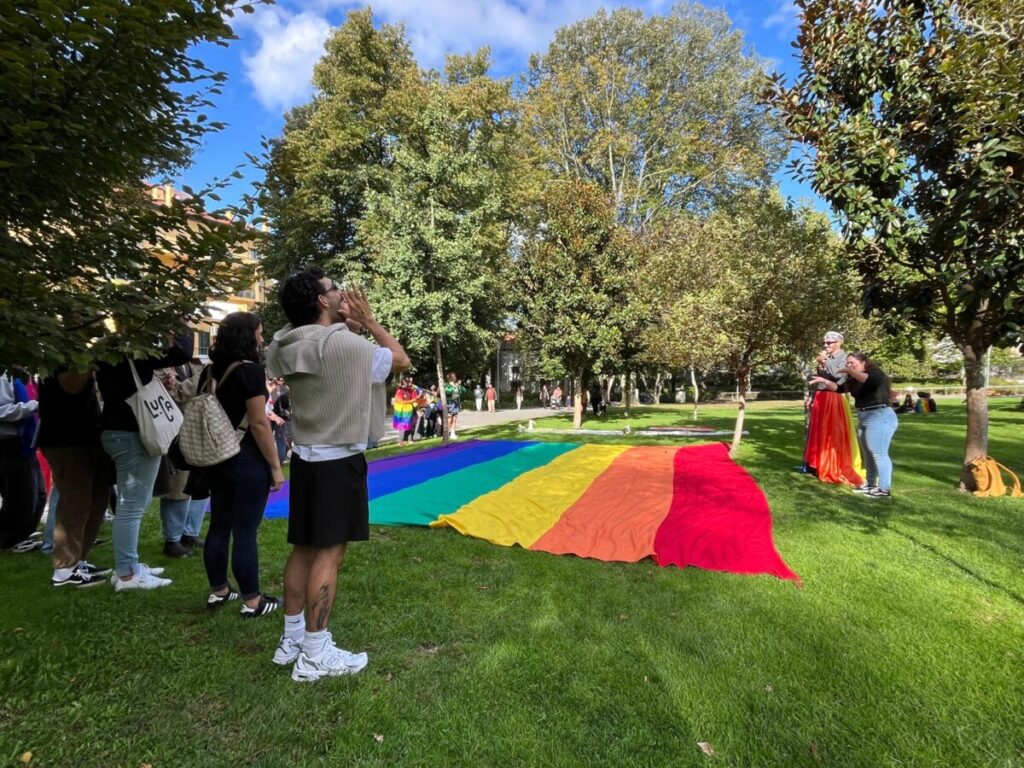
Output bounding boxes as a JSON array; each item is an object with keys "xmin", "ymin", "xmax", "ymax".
[
  {"xmin": 203, "ymin": 360, "xmax": 252, "ymax": 432},
  {"xmin": 203, "ymin": 360, "xmax": 246, "ymax": 395},
  {"xmin": 127, "ymin": 357, "xmax": 145, "ymax": 394},
  {"xmin": 993, "ymin": 460, "xmax": 1023, "ymax": 498}
]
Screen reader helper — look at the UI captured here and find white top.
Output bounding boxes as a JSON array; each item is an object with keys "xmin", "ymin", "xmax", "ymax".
[{"xmin": 292, "ymin": 347, "xmax": 393, "ymax": 462}]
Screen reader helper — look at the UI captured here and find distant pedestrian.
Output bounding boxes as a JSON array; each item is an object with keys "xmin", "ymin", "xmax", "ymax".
[
  {"xmin": 473, "ymin": 384, "xmax": 483, "ymax": 412},
  {"xmin": 485, "ymin": 383, "xmax": 497, "ymax": 413}
]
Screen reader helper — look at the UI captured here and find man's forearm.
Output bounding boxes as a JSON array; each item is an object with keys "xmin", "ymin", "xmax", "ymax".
[{"xmin": 365, "ymin": 319, "xmax": 411, "ymax": 372}]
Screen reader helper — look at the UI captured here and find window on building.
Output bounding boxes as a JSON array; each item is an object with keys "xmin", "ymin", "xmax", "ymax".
[{"xmin": 197, "ymin": 330, "xmax": 211, "ymax": 356}]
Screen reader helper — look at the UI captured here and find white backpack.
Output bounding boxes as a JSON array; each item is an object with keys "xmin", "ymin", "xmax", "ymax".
[{"xmin": 178, "ymin": 361, "xmax": 250, "ymax": 467}]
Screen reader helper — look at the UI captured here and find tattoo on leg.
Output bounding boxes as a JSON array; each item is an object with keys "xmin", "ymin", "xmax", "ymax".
[{"xmin": 313, "ymin": 583, "xmax": 330, "ymax": 631}]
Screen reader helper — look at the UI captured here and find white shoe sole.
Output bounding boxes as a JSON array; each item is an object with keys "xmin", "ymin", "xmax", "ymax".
[{"xmin": 291, "ymin": 653, "xmax": 368, "ymax": 682}]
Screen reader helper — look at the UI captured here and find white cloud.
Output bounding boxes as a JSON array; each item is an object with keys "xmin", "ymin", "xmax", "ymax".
[
  {"xmin": 241, "ymin": 6, "xmax": 332, "ymax": 113},
  {"xmin": 763, "ymin": 0, "xmax": 798, "ymax": 36},
  {"xmin": 323, "ymin": 0, "xmax": 613, "ymax": 71},
  {"xmin": 240, "ymin": 0, "xmax": 744, "ymax": 114}
]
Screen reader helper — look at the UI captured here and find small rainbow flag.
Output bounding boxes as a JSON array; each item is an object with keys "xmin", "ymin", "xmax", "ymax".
[{"xmin": 266, "ymin": 440, "xmax": 799, "ymax": 583}]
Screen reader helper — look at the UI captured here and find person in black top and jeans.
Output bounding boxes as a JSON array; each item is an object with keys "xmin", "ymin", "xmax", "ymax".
[
  {"xmin": 200, "ymin": 312, "xmax": 284, "ymax": 617},
  {"xmin": 812, "ymin": 351, "xmax": 897, "ymax": 498},
  {"xmin": 97, "ymin": 335, "xmax": 191, "ymax": 590}
]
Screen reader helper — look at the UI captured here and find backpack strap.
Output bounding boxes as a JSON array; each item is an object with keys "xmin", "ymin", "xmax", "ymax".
[{"xmin": 994, "ymin": 460, "xmax": 1023, "ymax": 498}]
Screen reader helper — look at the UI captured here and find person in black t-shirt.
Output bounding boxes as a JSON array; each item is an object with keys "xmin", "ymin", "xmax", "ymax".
[
  {"xmin": 97, "ymin": 335, "xmax": 191, "ymax": 591},
  {"xmin": 200, "ymin": 312, "xmax": 284, "ymax": 618},
  {"xmin": 813, "ymin": 351, "xmax": 897, "ymax": 498}
]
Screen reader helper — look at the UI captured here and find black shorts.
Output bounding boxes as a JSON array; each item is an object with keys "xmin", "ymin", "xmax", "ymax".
[{"xmin": 287, "ymin": 453, "xmax": 370, "ymax": 547}]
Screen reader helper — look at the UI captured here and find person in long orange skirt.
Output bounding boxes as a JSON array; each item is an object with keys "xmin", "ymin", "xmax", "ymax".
[{"xmin": 803, "ymin": 331, "xmax": 864, "ymax": 486}]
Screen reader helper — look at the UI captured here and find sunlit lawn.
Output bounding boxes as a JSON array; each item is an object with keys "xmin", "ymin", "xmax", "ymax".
[{"xmin": 1, "ymin": 400, "xmax": 1022, "ymax": 767}]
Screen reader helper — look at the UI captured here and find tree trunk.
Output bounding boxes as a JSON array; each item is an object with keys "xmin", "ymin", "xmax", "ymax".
[
  {"xmin": 690, "ymin": 366, "xmax": 700, "ymax": 422},
  {"xmin": 572, "ymin": 369, "xmax": 584, "ymax": 429},
  {"xmin": 605, "ymin": 376, "xmax": 614, "ymax": 406},
  {"xmin": 960, "ymin": 334, "xmax": 989, "ymax": 488},
  {"xmin": 623, "ymin": 370, "xmax": 632, "ymax": 418},
  {"xmin": 435, "ymin": 338, "xmax": 449, "ymax": 445},
  {"xmin": 653, "ymin": 372, "xmax": 664, "ymax": 403},
  {"xmin": 730, "ymin": 367, "xmax": 749, "ymax": 458}
]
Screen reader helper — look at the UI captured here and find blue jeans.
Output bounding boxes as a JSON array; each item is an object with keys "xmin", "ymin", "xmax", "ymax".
[
  {"xmin": 160, "ymin": 497, "xmax": 207, "ymax": 541},
  {"xmin": 856, "ymin": 407, "xmax": 898, "ymax": 491},
  {"xmin": 43, "ymin": 484, "xmax": 59, "ymax": 554},
  {"xmin": 101, "ymin": 431, "xmax": 161, "ymax": 577},
  {"xmin": 204, "ymin": 441, "xmax": 271, "ymax": 599}
]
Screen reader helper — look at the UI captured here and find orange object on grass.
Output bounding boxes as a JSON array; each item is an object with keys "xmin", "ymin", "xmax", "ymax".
[{"xmin": 804, "ymin": 390, "xmax": 863, "ymax": 486}]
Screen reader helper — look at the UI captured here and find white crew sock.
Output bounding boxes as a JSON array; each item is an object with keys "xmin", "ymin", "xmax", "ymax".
[
  {"xmin": 302, "ymin": 629, "xmax": 329, "ymax": 658},
  {"xmin": 284, "ymin": 612, "xmax": 305, "ymax": 639}
]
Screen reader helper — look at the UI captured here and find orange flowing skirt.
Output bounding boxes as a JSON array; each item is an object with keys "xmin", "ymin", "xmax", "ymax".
[{"xmin": 803, "ymin": 390, "xmax": 863, "ymax": 486}]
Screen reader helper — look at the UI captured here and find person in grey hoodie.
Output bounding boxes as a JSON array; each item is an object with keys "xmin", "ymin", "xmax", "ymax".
[{"xmin": 265, "ymin": 266, "xmax": 410, "ymax": 682}]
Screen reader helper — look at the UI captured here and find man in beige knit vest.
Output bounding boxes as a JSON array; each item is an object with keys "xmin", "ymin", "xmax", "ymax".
[{"xmin": 266, "ymin": 266, "xmax": 410, "ymax": 682}]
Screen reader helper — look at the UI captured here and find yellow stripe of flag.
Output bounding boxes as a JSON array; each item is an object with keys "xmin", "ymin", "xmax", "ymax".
[{"xmin": 431, "ymin": 444, "xmax": 629, "ymax": 548}]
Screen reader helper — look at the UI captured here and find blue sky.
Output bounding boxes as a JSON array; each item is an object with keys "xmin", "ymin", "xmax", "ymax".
[{"xmin": 182, "ymin": 0, "xmax": 819, "ymax": 210}]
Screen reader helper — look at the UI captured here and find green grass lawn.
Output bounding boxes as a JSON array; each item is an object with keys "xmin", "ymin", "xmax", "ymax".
[{"xmin": 1, "ymin": 402, "xmax": 1022, "ymax": 767}]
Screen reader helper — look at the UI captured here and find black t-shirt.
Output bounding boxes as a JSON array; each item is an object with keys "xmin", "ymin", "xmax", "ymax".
[
  {"xmin": 845, "ymin": 368, "xmax": 890, "ymax": 409},
  {"xmin": 199, "ymin": 361, "xmax": 266, "ymax": 432},
  {"xmin": 97, "ymin": 344, "xmax": 192, "ymax": 432},
  {"xmin": 37, "ymin": 372, "xmax": 101, "ymax": 448}
]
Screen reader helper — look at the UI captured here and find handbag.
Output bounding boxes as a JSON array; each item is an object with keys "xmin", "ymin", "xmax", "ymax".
[
  {"xmin": 126, "ymin": 358, "xmax": 182, "ymax": 457},
  {"xmin": 177, "ymin": 361, "xmax": 250, "ymax": 467}
]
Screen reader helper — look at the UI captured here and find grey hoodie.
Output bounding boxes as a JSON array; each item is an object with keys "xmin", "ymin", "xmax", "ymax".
[
  {"xmin": 266, "ymin": 324, "xmax": 386, "ymax": 446},
  {"xmin": 0, "ymin": 374, "xmax": 37, "ymax": 440}
]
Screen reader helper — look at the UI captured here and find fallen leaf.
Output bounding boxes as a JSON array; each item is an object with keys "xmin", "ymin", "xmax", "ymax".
[
  {"xmin": 384, "ymin": 672, "xmax": 394, "ymax": 682},
  {"xmin": 643, "ymin": 675, "xmax": 650, "ymax": 684},
  {"xmin": 698, "ymin": 741, "xmax": 714, "ymax": 757},
  {"xmin": 810, "ymin": 742, "xmax": 819, "ymax": 761},
  {"xmin": 476, "ymin": 584, "xmax": 490, "ymax": 591},
  {"xmin": 764, "ymin": 684, "xmax": 773, "ymax": 693},
  {"xmin": 19, "ymin": 752, "xmax": 32, "ymax": 765},
  {"xmin": 618, "ymin": 613, "xmax": 629, "ymax": 621},
  {"xmin": 373, "ymin": 733, "xmax": 384, "ymax": 743},
  {"xmin": 411, "ymin": 556, "xmax": 422, "ymax": 563},
  {"xmin": 421, "ymin": 643, "xmax": 438, "ymax": 654}
]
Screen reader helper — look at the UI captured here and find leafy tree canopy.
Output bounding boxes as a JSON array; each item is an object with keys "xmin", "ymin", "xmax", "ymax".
[
  {"xmin": 1, "ymin": 0, "xmax": 264, "ymax": 373},
  {"xmin": 766, "ymin": 0, "xmax": 1024, "ymax": 467},
  {"xmin": 523, "ymin": 2, "xmax": 786, "ymax": 229}
]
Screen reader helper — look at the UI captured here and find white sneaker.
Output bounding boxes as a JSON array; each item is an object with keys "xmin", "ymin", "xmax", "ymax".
[
  {"xmin": 272, "ymin": 634, "xmax": 303, "ymax": 666},
  {"xmin": 109, "ymin": 563, "xmax": 165, "ymax": 585},
  {"xmin": 291, "ymin": 642, "xmax": 369, "ymax": 682},
  {"xmin": 450, "ymin": 431, "xmax": 457, "ymax": 440},
  {"xmin": 113, "ymin": 568, "xmax": 172, "ymax": 592}
]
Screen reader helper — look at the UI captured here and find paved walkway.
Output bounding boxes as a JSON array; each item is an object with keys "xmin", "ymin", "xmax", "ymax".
[{"xmin": 379, "ymin": 404, "xmax": 566, "ymax": 444}]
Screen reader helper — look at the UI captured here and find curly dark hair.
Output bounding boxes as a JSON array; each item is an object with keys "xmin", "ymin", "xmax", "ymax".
[
  {"xmin": 210, "ymin": 312, "xmax": 261, "ymax": 364},
  {"xmin": 279, "ymin": 265, "xmax": 326, "ymax": 327}
]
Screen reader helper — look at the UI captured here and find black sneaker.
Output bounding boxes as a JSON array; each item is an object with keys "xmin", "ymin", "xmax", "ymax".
[
  {"xmin": 180, "ymin": 534, "xmax": 205, "ymax": 549},
  {"xmin": 163, "ymin": 540, "xmax": 193, "ymax": 558},
  {"xmin": 851, "ymin": 484, "xmax": 875, "ymax": 494},
  {"xmin": 207, "ymin": 585, "xmax": 240, "ymax": 610},
  {"xmin": 52, "ymin": 568, "xmax": 106, "ymax": 588},
  {"xmin": 78, "ymin": 560, "xmax": 113, "ymax": 577},
  {"xmin": 865, "ymin": 487, "xmax": 891, "ymax": 499},
  {"xmin": 240, "ymin": 594, "xmax": 280, "ymax": 619}
]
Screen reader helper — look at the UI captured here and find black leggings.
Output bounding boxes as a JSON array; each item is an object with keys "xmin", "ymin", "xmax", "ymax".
[
  {"xmin": 0, "ymin": 439, "xmax": 41, "ymax": 548},
  {"xmin": 203, "ymin": 441, "xmax": 271, "ymax": 600}
]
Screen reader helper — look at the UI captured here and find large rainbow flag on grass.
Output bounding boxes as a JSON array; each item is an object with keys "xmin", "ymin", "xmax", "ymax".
[{"xmin": 265, "ymin": 439, "xmax": 799, "ymax": 583}]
